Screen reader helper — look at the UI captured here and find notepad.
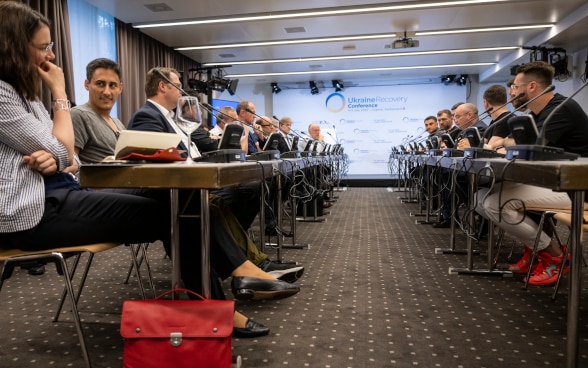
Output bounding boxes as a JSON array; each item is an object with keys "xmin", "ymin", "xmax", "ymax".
[{"xmin": 114, "ymin": 130, "xmax": 182, "ymax": 159}]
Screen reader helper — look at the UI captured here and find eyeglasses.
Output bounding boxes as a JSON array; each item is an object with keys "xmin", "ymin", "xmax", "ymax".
[
  {"xmin": 510, "ymin": 82, "xmax": 529, "ymax": 90},
  {"xmin": 167, "ymin": 82, "xmax": 182, "ymax": 89},
  {"xmin": 35, "ymin": 41, "xmax": 54, "ymax": 55}
]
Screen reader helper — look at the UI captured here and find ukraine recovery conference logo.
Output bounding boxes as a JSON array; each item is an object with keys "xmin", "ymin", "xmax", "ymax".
[{"xmin": 325, "ymin": 93, "xmax": 345, "ymax": 113}]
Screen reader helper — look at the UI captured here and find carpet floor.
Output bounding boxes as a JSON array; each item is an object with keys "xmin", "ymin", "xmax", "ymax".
[{"xmin": 0, "ymin": 187, "xmax": 587, "ymax": 367}]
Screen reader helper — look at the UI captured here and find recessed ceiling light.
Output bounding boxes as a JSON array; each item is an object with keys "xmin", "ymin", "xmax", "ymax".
[
  {"xmin": 203, "ymin": 46, "xmax": 518, "ymax": 67},
  {"xmin": 225, "ymin": 62, "xmax": 496, "ymax": 78},
  {"xmin": 135, "ymin": 0, "xmax": 510, "ymax": 28},
  {"xmin": 175, "ymin": 24, "xmax": 551, "ymax": 51}
]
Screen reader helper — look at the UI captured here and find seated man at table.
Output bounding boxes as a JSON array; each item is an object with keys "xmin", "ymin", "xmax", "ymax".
[
  {"xmin": 475, "ymin": 61, "xmax": 588, "ymax": 286},
  {"xmin": 478, "ymin": 84, "xmax": 512, "ymax": 150},
  {"xmin": 433, "ymin": 103, "xmax": 488, "ymax": 228}
]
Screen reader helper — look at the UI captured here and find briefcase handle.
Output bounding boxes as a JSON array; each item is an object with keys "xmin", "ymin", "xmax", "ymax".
[{"xmin": 155, "ymin": 288, "xmax": 205, "ymax": 301}]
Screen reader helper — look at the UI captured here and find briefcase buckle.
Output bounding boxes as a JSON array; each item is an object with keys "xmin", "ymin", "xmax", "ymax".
[{"xmin": 170, "ymin": 332, "xmax": 182, "ymax": 347}]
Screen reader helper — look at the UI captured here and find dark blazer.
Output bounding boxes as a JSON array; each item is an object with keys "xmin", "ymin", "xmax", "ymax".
[
  {"xmin": 192, "ymin": 126, "xmax": 219, "ymax": 153},
  {"xmin": 127, "ymin": 101, "xmax": 189, "ymax": 155},
  {"xmin": 276, "ymin": 134, "xmax": 290, "ymax": 153}
]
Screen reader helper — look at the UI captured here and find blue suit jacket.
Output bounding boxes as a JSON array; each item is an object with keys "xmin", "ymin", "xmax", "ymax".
[{"xmin": 127, "ymin": 101, "xmax": 189, "ymax": 155}]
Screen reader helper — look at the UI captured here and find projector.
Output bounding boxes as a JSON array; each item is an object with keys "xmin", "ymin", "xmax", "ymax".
[{"xmin": 392, "ymin": 39, "xmax": 419, "ymax": 49}]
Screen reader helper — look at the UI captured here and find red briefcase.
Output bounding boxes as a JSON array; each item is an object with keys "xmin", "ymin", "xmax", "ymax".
[{"xmin": 120, "ymin": 289, "xmax": 234, "ymax": 368}]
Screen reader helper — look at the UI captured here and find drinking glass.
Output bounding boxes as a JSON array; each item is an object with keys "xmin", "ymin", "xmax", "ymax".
[{"xmin": 176, "ymin": 96, "xmax": 202, "ymax": 163}]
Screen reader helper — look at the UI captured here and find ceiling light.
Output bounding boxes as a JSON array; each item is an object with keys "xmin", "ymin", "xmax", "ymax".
[
  {"xmin": 180, "ymin": 24, "xmax": 550, "ymax": 51},
  {"xmin": 227, "ymin": 79, "xmax": 239, "ymax": 96},
  {"xmin": 208, "ymin": 76, "xmax": 230, "ymax": 92},
  {"xmin": 441, "ymin": 75, "xmax": 456, "ymax": 85},
  {"xmin": 309, "ymin": 81, "xmax": 319, "ymax": 95},
  {"xmin": 177, "ymin": 34, "xmax": 397, "ymax": 51},
  {"xmin": 187, "ymin": 78, "xmax": 209, "ymax": 93},
  {"xmin": 225, "ymin": 62, "xmax": 495, "ymax": 79},
  {"xmin": 271, "ymin": 82, "xmax": 282, "ymax": 94},
  {"xmin": 136, "ymin": 0, "xmax": 510, "ymax": 28},
  {"xmin": 455, "ymin": 75, "xmax": 469, "ymax": 86},
  {"xmin": 332, "ymin": 80, "xmax": 344, "ymax": 92},
  {"xmin": 204, "ymin": 46, "xmax": 518, "ymax": 67}
]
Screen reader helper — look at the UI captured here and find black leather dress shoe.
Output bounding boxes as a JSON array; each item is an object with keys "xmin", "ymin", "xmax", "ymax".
[
  {"xmin": 233, "ymin": 318, "xmax": 270, "ymax": 338},
  {"xmin": 231, "ymin": 276, "xmax": 300, "ymax": 301},
  {"xmin": 432, "ymin": 219, "xmax": 451, "ymax": 228},
  {"xmin": 21, "ymin": 262, "xmax": 45, "ymax": 276}
]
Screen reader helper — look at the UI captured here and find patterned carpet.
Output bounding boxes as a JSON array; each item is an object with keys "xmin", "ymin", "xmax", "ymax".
[{"xmin": 0, "ymin": 187, "xmax": 587, "ymax": 367}]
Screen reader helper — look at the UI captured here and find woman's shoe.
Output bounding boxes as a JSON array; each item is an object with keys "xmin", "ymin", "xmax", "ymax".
[
  {"xmin": 231, "ymin": 276, "xmax": 300, "ymax": 301},
  {"xmin": 233, "ymin": 318, "xmax": 270, "ymax": 338}
]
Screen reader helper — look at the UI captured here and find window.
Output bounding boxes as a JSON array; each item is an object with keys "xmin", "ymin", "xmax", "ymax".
[{"xmin": 68, "ymin": 0, "xmax": 117, "ymax": 116}]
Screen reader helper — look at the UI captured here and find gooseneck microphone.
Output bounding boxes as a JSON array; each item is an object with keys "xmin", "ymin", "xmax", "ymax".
[{"xmin": 535, "ymin": 79, "xmax": 588, "ymax": 146}]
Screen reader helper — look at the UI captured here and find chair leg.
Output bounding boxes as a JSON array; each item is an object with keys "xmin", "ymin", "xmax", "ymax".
[
  {"xmin": 138, "ymin": 243, "xmax": 156, "ymax": 298},
  {"xmin": 524, "ymin": 212, "xmax": 549, "ymax": 290},
  {"xmin": 128, "ymin": 243, "xmax": 147, "ymax": 299},
  {"xmin": 124, "ymin": 243, "xmax": 142, "ymax": 284},
  {"xmin": 53, "ymin": 253, "xmax": 84, "ymax": 322},
  {"xmin": 492, "ymin": 228, "xmax": 505, "ymax": 269},
  {"xmin": 0, "ymin": 254, "xmax": 92, "ymax": 367},
  {"xmin": 125, "ymin": 243, "xmax": 156, "ymax": 298},
  {"xmin": 551, "ymin": 232, "xmax": 570, "ymax": 301},
  {"xmin": 55, "ymin": 253, "xmax": 92, "ymax": 368}
]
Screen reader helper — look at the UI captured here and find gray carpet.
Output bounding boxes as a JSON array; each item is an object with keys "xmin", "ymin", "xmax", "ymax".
[{"xmin": 0, "ymin": 187, "xmax": 587, "ymax": 367}]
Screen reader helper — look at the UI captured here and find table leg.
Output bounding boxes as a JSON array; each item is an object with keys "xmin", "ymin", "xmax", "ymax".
[
  {"xmin": 170, "ymin": 189, "xmax": 181, "ymax": 293},
  {"xmin": 567, "ymin": 190, "xmax": 584, "ymax": 368},
  {"xmin": 200, "ymin": 189, "xmax": 211, "ymax": 299}
]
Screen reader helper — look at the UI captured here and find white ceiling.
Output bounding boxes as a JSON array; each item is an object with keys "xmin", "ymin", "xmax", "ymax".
[{"xmin": 84, "ymin": 0, "xmax": 588, "ymax": 88}]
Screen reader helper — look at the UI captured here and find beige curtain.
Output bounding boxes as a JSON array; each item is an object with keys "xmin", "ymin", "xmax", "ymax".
[
  {"xmin": 22, "ymin": 0, "xmax": 75, "ymax": 110},
  {"xmin": 115, "ymin": 19, "xmax": 199, "ymax": 125}
]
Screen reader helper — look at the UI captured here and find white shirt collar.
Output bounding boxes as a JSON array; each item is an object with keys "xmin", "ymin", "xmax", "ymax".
[{"xmin": 147, "ymin": 99, "xmax": 201, "ymax": 158}]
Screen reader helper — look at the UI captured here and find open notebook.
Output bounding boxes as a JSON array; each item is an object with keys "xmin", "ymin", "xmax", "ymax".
[{"xmin": 113, "ymin": 130, "xmax": 182, "ymax": 160}]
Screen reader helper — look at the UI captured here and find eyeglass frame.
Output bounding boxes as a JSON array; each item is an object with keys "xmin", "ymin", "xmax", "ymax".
[
  {"xmin": 35, "ymin": 41, "xmax": 54, "ymax": 55},
  {"xmin": 510, "ymin": 82, "xmax": 531, "ymax": 90}
]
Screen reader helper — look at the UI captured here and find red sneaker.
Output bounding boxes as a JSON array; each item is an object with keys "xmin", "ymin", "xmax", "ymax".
[
  {"xmin": 527, "ymin": 252, "xmax": 566, "ymax": 286},
  {"xmin": 508, "ymin": 246, "xmax": 534, "ymax": 274}
]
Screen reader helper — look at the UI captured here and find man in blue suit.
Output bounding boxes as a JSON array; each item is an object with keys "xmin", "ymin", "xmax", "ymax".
[{"xmin": 127, "ymin": 67, "xmax": 303, "ymax": 297}]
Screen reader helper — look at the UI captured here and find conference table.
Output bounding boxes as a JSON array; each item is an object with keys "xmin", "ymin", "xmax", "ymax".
[
  {"xmin": 410, "ymin": 153, "xmax": 588, "ymax": 368},
  {"xmin": 79, "ymin": 161, "xmax": 276, "ymax": 298},
  {"xmin": 79, "ymin": 156, "xmax": 333, "ymax": 296}
]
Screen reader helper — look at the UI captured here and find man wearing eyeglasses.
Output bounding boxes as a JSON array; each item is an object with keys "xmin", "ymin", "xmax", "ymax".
[{"xmin": 476, "ymin": 61, "xmax": 588, "ymax": 286}]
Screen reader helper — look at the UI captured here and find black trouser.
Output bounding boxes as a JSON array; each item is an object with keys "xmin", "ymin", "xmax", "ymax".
[{"xmin": 2, "ymin": 188, "xmax": 165, "ymax": 250}]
